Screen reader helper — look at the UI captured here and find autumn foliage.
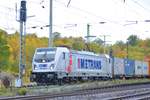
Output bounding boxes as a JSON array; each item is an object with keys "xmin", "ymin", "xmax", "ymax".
[{"xmin": 0, "ymin": 30, "xmax": 150, "ymax": 82}]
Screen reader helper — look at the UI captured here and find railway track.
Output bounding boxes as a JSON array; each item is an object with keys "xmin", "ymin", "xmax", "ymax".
[
  {"xmin": 109, "ymin": 91, "xmax": 150, "ymax": 100},
  {"xmin": 1, "ymin": 82, "xmax": 150, "ymax": 100}
]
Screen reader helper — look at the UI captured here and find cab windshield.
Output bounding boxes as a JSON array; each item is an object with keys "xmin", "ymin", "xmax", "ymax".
[{"xmin": 34, "ymin": 48, "xmax": 56, "ymax": 63}]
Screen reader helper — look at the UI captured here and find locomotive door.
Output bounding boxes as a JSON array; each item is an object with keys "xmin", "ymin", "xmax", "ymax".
[
  {"xmin": 57, "ymin": 52, "xmax": 66, "ymax": 71},
  {"xmin": 61, "ymin": 52, "xmax": 66, "ymax": 71}
]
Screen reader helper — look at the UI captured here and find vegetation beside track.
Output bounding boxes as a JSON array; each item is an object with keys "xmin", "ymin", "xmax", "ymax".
[
  {"xmin": 1, "ymin": 79, "xmax": 150, "ymax": 97},
  {"xmin": 15, "ymin": 79, "xmax": 150, "ymax": 95}
]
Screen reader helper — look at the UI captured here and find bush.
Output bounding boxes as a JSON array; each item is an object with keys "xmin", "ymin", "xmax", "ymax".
[
  {"xmin": 0, "ymin": 72, "xmax": 14, "ymax": 88},
  {"xmin": 1, "ymin": 76, "xmax": 10, "ymax": 88},
  {"xmin": 17, "ymin": 88, "xmax": 27, "ymax": 95}
]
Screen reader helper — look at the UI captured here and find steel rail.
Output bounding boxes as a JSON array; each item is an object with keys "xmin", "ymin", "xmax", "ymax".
[
  {"xmin": 138, "ymin": 96, "xmax": 150, "ymax": 100},
  {"xmin": 1, "ymin": 82, "xmax": 150, "ymax": 100},
  {"xmin": 109, "ymin": 91, "xmax": 150, "ymax": 100},
  {"xmin": 24, "ymin": 81, "xmax": 150, "ymax": 91}
]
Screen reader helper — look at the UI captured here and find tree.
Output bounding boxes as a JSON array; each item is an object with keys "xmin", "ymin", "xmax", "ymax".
[
  {"xmin": 0, "ymin": 29, "xmax": 10, "ymax": 70},
  {"xmin": 127, "ymin": 35, "xmax": 139, "ymax": 46},
  {"xmin": 93, "ymin": 38, "xmax": 103, "ymax": 45},
  {"xmin": 115, "ymin": 41, "xmax": 125, "ymax": 50},
  {"xmin": 7, "ymin": 32, "xmax": 19, "ymax": 73},
  {"xmin": 53, "ymin": 32, "xmax": 61, "ymax": 40},
  {"xmin": 72, "ymin": 37, "xmax": 84, "ymax": 50},
  {"xmin": 54, "ymin": 37, "xmax": 73, "ymax": 48}
]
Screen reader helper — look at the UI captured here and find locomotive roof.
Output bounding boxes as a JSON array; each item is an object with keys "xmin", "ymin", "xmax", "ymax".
[{"xmin": 36, "ymin": 47, "xmax": 110, "ymax": 58}]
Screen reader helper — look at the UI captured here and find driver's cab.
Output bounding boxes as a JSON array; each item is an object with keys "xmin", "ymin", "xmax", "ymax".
[{"xmin": 32, "ymin": 48, "xmax": 56, "ymax": 72}]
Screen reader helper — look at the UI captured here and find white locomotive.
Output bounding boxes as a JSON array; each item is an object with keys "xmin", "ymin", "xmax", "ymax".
[{"xmin": 30, "ymin": 47, "xmax": 112, "ymax": 84}]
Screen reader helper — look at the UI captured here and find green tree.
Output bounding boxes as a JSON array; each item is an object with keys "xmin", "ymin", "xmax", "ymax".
[
  {"xmin": 93, "ymin": 38, "xmax": 103, "ymax": 45},
  {"xmin": 54, "ymin": 37, "xmax": 73, "ymax": 48},
  {"xmin": 127, "ymin": 35, "xmax": 139, "ymax": 46},
  {"xmin": 115, "ymin": 41, "xmax": 125, "ymax": 50},
  {"xmin": 7, "ymin": 32, "xmax": 19, "ymax": 73},
  {"xmin": 0, "ymin": 29, "xmax": 10, "ymax": 70},
  {"xmin": 53, "ymin": 32, "xmax": 61, "ymax": 40},
  {"xmin": 72, "ymin": 37, "xmax": 84, "ymax": 50}
]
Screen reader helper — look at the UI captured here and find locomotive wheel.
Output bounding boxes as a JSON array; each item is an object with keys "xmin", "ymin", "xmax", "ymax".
[{"xmin": 58, "ymin": 79, "xmax": 63, "ymax": 85}]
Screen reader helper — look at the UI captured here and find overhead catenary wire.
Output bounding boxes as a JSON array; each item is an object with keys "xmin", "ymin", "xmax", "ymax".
[
  {"xmin": 0, "ymin": 0, "xmax": 131, "ymax": 31},
  {"xmin": 55, "ymin": 0, "xmax": 123, "ymax": 26},
  {"xmin": 16, "ymin": 0, "xmax": 150, "ymax": 27},
  {"xmin": 0, "ymin": 0, "xmax": 150, "ymax": 38},
  {"xmin": 67, "ymin": 0, "xmax": 72, "ymax": 7},
  {"xmin": 111, "ymin": 0, "xmax": 150, "ymax": 37},
  {"xmin": 54, "ymin": 0, "xmax": 150, "ymax": 37},
  {"xmin": 0, "ymin": 0, "xmax": 149, "ymax": 25},
  {"xmin": 112, "ymin": 0, "xmax": 143, "ymax": 19},
  {"xmin": 131, "ymin": 0, "xmax": 150, "ymax": 14},
  {"xmin": 0, "ymin": 2, "xmax": 120, "ymax": 32}
]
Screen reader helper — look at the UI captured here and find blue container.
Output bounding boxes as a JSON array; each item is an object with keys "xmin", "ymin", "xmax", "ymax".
[{"xmin": 124, "ymin": 59, "xmax": 135, "ymax": 76}]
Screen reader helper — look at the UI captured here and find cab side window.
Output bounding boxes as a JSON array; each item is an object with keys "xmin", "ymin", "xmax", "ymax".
[
  {"xmin": 63, "ymin": 52, "xmax": 65, "ymax": 59},
  {"xmin": 109, "ymin": 58, "xmax": 111, "ymax": 63}
]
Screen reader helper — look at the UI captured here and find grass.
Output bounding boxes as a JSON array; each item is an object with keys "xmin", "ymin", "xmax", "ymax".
[
  {"xmin": 1, "ymin": 78, "xmax": 150, "ymax": 96},
  {"xmin": 27, "ymin": 78, "xmax": 150, "ymax": 95},
  {"xmin": 0, "ymin": 87, "xmax": 14, "ymax": 96},
  {"xmin": 0, "ymin": 86, "xmax": 27, "ymax": 96}
]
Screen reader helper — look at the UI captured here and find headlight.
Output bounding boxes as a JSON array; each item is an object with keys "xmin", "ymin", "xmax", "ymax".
[
  {"xmin": 50, "ymin": 64, "xmax": 54, "ymax": 70},
  {"xmin": 34, "ymin": 64, "xmax": 38, "ymax": 70}
]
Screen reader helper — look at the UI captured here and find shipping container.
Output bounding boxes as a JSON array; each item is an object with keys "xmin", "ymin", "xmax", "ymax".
[
  {"xmin": 135, "ymin": 60, "xmax": 143, "ymax": 76},
  {"xmin": 124, "ymin": 59, "xmax": 135, "ymax": 77},
  {"xmin": 147, "ymin": 61, "xmax": 150, "ymax": 77},
  {"xmin": 142, "ymin": 61, "xmax": 149, "ymax": 77},
  {"xmin": 114, "ymin": 57, "xmax": 124, "ymax": 77},
  {"xmin": 144, "ymin": 56, "xmax": 150, "ymax": 77},
  {"xmin": 71, "ymin": 52, "xmax": 112, "ymax": 78}
]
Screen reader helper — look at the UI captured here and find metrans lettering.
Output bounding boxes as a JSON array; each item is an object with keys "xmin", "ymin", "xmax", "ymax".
[{"xmin": 78, "ymin": 58, "xmax": 101, "ymax": 69}]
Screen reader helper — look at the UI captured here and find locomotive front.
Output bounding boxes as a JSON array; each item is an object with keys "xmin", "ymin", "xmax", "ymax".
[{"xmin": 30, "ymin": 48, "xmax": 57, "ymax": 84}]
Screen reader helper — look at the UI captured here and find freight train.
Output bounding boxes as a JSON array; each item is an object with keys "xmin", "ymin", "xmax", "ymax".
[{"xmin": 30, "ymin": 47, "xmax": 149, "ymax": 85}]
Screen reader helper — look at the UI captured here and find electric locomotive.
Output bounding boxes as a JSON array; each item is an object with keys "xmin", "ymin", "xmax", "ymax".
[{"xmin": 30, "ymin": 47, "xmax": 112, "ymax": 84}]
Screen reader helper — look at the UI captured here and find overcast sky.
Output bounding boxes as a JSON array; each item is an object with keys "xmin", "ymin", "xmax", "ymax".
[{"xmin": 1, "ymin": 0, "xmax": 150, "ymax": 44}]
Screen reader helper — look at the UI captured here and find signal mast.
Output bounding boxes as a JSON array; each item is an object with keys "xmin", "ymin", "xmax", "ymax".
[{"xmin": 18, "ymin": 0, "xmax": 27, "ymax": 87}]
